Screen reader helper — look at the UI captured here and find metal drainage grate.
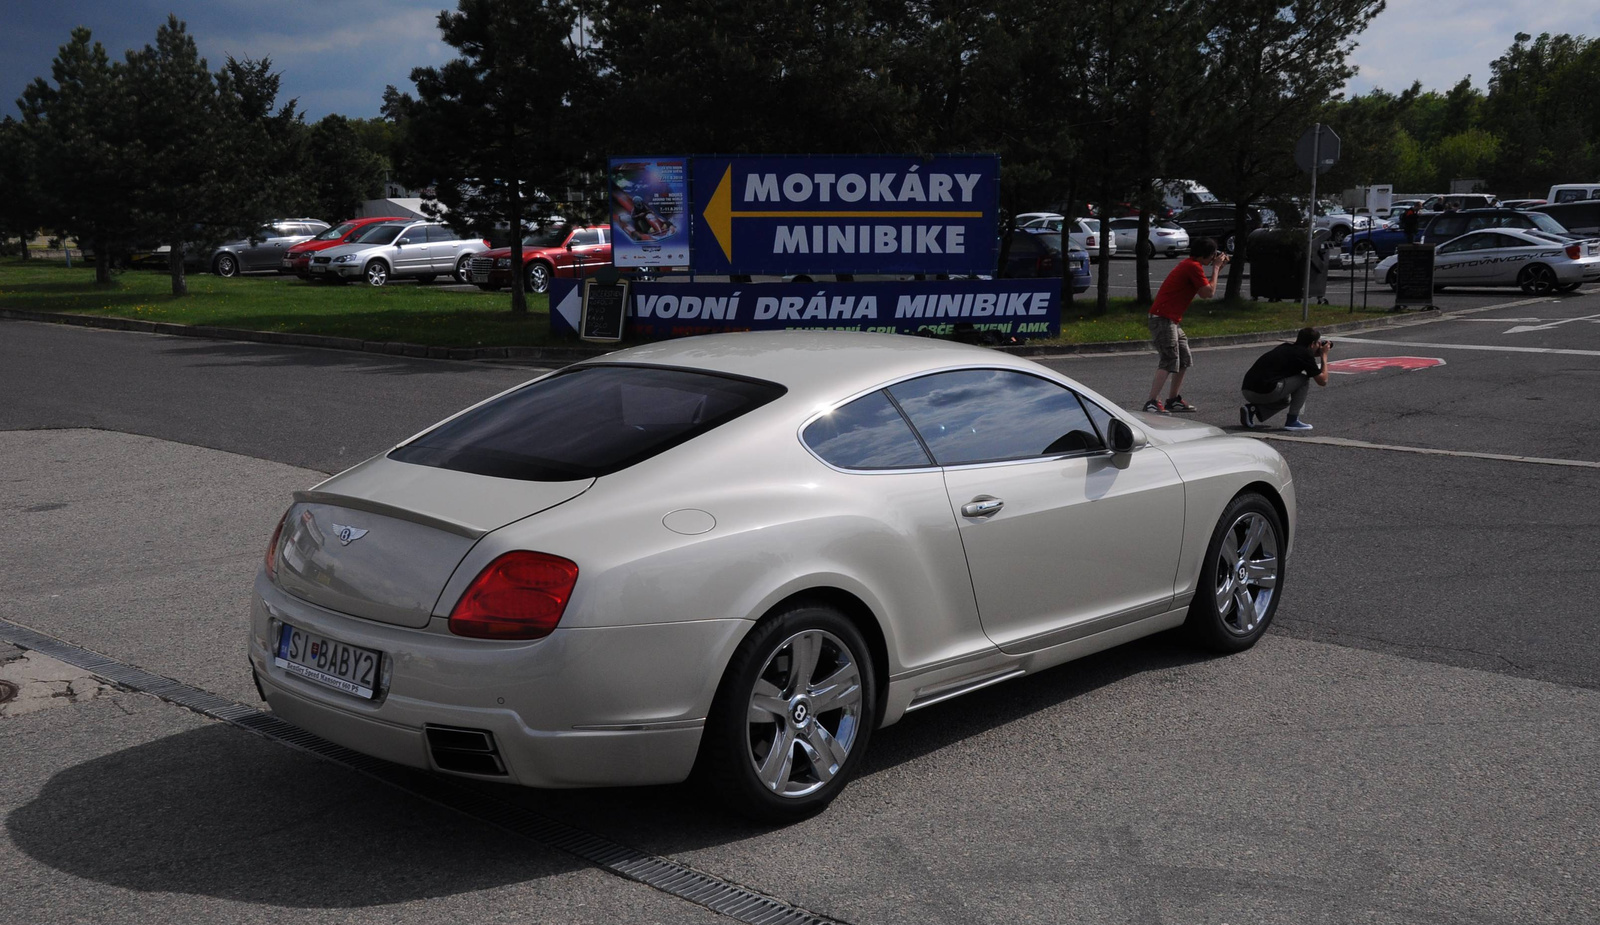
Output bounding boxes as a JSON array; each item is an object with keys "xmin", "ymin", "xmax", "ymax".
[{"xmin": 0, "ymin": 618, "xmax": 846, "ymax": 925}]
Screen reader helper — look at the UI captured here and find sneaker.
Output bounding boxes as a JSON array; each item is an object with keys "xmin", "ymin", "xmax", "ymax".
[
  {"xmin": 1282, "ymin": 418, "xmax": 1314, "ymax": 431},
  {"xmin": 1239, "ymin": 404, "xmax": 1256, "ymax": 429},
  {"xmin": 1166, "ymin": 395, "xmax": 1198, "ymax": 413},
  {"xmin": 1142, "ymin": 399, "xmax": 1165, "ymax": 413}
]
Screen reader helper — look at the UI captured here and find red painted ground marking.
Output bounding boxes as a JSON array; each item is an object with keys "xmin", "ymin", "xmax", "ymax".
[{"xmin": 1326, "ymin": 356, "xmax": 1446, "ymax": 374}]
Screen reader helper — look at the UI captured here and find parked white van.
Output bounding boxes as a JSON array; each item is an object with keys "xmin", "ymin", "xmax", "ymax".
[{"xmin": 1547, "ymin": 184, "xmax": 1600, "ymax": 204}]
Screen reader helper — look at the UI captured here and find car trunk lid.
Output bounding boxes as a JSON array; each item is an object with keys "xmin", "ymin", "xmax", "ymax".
[{"xmin": 274, "ymin": 456, "xmax": 593, "ymax": 628}]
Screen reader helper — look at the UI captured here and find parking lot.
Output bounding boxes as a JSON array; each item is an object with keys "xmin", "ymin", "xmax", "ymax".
[{"xmin": 3, "ymin": 293, "xmax": 1598, "ymax": 924}]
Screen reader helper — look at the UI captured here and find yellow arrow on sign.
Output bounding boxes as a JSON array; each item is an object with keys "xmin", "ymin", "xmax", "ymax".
[{"xmin": 700, "ymin": 166, "xmax": 984, "ymax": 263}]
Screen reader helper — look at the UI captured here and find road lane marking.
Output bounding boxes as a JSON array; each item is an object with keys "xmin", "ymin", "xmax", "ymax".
[
  {"xmin": 1503, "ymin": 312, "xmax": 1600, "ymax": 334},
  {"xmin": 0, "ymin": 618, "xmax": 845, "ymax": 925},
  {"xmin": 1249, "ymin": 434, "xmax": 1600, "ymax": 469},
  {"xmin": 1334, "ymin": 336, "xmax": 1600, "ymax": 357}
]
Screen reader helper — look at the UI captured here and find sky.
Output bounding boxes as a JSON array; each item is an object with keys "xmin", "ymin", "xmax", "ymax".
[{"xmin": 3, "ymin": 1, "xmax": 1599, "ymax": 122}]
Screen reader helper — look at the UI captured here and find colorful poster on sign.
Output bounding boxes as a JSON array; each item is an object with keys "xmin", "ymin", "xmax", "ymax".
[
  {"xmin": 689, "ymin": 155, "xmax": 1000, "ymax": 276},
  {"xmin": 549, "ymin": 278, "xmax": 1059, "ymax": 340},
  {"xmin": 610, "ymin": 156, "xmax": 690, "ymax": 266}
]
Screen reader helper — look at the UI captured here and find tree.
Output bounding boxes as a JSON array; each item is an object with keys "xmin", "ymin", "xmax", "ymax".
[
  {"xmin": 1485, "ymin": 32, "xmax": 1600, "ymax": 197},
  {"xmin": 300, "ymin": 115, "xmax": 386, "ymax": 222},
  {"xmin": 0, "ymin": 117, "xmax": 49, "ymax": 260},
  {"xmin": 386, "ymin": 0, "xmax": 595, "ymax": 314},
  {"xmin": 120, "ymin": 16, "xmax": 299, "ymax": 295},
  {"xmin": 1186, "ymin": 0, "xmax": 1385, "ymax": 299},
  {"xmin": 16, "ymin": 27, "xmax": 138, "ymax": 282}
]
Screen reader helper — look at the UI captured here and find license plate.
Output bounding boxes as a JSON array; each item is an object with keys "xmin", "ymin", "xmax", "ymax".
[
  {"xmin": 274, "ymin": 622, "xmax": 381, "ymax": 699},
  {"xmin": 310, "ymin": 264, "xmax": 327, "ymax": 274}
]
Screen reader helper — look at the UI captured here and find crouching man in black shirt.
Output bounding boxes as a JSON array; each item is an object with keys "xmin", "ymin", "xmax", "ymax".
[{"xmin": 1239, "ymin": 327, "xmax": 1330, "ymax": 431}]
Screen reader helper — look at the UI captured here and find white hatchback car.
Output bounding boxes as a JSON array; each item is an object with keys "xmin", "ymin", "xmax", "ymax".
[
  {"xmin": 249, "ymin": 332, "xmax": 1295, "ymax": 820},
  {"xmin": 1376, "ymin": 228, "xmax": 1600, "ymax": 294}
]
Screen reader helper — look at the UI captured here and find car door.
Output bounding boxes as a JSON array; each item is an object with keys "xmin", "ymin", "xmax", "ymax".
[
  {"xmin": 238, "ymin": 224, "xmax": 280, "ymax": 271},
  {"xmin": 1476, "ymin": 232, "xmax": 1538, "ymax": 285},
  {"xmin": 1432, "ymin": 232, "xmax": 1495, "ymax": 285},
  {"xmin": 563, "ymin": 227, "xmax": 607, "ymax": 278},
  {"xmin": 392, "ymin": 223, "xmax": 430, "ymax": 275},
  {"xmin": 887, "ymin": 369, "xmax": 1186, "ymax": 653},
  {"xmin": 420, "ymin": 224, "xmax": 456, "ymax": 271}
]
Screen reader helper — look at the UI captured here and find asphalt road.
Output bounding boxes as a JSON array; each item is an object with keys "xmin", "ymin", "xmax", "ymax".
[{"xmin": 3, "ymin": 303, "xmax": 1599, "ymax": 924}]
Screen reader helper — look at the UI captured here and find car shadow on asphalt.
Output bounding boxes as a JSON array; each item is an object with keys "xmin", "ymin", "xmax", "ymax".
[
  {"xmin": 6, "ymin": 723, "xmax": 583, "ymax": 906},
  {"xmin": 8, "ymin": 633, "xmax": 1220, "ymax": 901}
]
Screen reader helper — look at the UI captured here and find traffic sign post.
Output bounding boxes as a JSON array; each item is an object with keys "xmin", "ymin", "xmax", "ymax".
[{"xmin": 1296, "ymin": 124, "xmax": 1341, "ymax": 321}]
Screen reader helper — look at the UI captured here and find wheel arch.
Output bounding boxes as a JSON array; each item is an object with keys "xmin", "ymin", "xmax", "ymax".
[
  {"xmin": 754, "ymin": 586, "xmax": 890, "ymax": 725},
  {"xmin": 1237, "ymin": 479, "xmax": 1291, "ymax": 551}
]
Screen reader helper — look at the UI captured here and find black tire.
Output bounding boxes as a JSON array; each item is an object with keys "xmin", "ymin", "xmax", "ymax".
[
  {"xmin": 697, "ymin": 601, "xmax": 877, "ymax": 822},
  {"xmin": 415, "ymin": 274, "xmax": 436, "ymax": 284},
  {"xmin": 1385, "ymin": 266, "xmax": 1398, "ymax": 290},
  {"xmin": 213, "ymin": 253, "xmax": 239, "ymax": 278},
  {"xmin": 1519, "ymin": 263, "xmax": 1557, "ymax": 295},
  {"xmin": 1138, "ymin": 239, "xmax": 1154, "ymax": 259},
  {"xmin": 364, "ymin": 259, "xmax": 390, "ymax": 287},
  {"xmin": 1352, "ymin": 240, "xmax": 1374, "ymax": 259},
  {"xmin": 454, "ymin": 254, "xmax": 473, "ymax": 283},
  {"xmin": 1331, "ymin": 226, "xmax": 1351, "ymax": 244},
  {"xmin": 1183, "ymin": 492, "xmax": 1285, "ymax": 653},
  {"xmin": 526, "ymin": 261, "xmax": 552, "ymax": 294},
  {"xmin": 1222, "ymin": 232, "xmax": 1237, "ymax": 255}
]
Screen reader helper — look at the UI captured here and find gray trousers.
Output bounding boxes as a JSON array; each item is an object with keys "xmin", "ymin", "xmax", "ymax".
[{"xmin": 1242, "ymin": 374, "xmax": 1310, "ymax": 421}]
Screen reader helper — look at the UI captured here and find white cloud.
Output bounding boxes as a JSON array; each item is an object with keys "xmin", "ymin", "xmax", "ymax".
[{"xmin": 1344, "ymin": 0, "xmax": 1600, "ymax": 95}]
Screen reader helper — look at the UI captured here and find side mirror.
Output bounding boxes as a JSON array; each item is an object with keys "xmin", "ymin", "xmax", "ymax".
[
  {"xmin": 1108, "ymin": 419, "xmax": 1147, "ymax": 454},
  {"xmin": 566, "ymin": 240, "xmax": 576, "ymax": 250},
  {"xmin": 396, "ymin": 237, "xmax": 411, "ymax": 247}
]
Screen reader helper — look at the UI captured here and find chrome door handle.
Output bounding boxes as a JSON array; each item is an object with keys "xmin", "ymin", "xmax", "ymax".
[{"xmin": 961, "ymin": 498, "xmax": 1004, "ymax": 517}]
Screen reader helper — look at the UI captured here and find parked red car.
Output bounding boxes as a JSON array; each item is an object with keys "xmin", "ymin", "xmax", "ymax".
[
  {"xmin": 466, "ymin": 225, "xmax": 612, "ymax": 294},
  {"xmin": 282, "ymin": 216, "xmax": 412, "ymax": 278}
]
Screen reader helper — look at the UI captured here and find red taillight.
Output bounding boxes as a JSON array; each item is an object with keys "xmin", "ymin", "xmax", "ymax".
[
  {"xmin": 449, "ymin": 551, "xmax": 579, "ymax": 640},
  {"xmin": 1086, "ymin": 234, "xmax": 1096, "ymax": 248},
  {"xmin": 1566, "ymin": 243, "xmax": 1582, "ymax": 260},
  {"xmin": 264, "ymin": 508, "xmax": 289, "ymax": 580},
  {"xmin": 483, "ymin": 239, "xmax": 493, "ymax": 249}
]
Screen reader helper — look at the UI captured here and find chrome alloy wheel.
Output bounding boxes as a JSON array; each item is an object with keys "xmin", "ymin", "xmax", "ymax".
[
  {"xmin": 745, "ymin": 629, "xmax": 864, "ymax": 798},
  {"xmin": 365, "ymin": 260, "xmax": 389, "ymax": 286},
  {"xmin": 1213, "ymin": 511, "xmax": 1279, "ymax": 636}
]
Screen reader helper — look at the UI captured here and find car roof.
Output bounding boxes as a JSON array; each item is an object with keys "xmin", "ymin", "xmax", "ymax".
[{"xmin": 581, "ymin": 332, "xmax": 1061, "ymax": 405}]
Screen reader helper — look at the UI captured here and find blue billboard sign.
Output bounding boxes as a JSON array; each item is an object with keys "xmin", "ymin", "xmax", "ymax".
[
  {"xmin": 549, "ymin": 277, "xmax": 1059, "ymax": 340},
  {"xmin": 689, "ymin": 155, "xmax": 1000, "ymax": 276}
]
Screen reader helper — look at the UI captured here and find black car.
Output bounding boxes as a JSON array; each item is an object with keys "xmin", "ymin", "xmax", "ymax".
[
  {"xmin": 1173, "ymin": 203, "xmax": 1278, "ymax": 255},
  {"xmin": 1533, "ymin": 201, "xmax": 1600, "ymax": 236},
  {"xmin": 1420, "ymin": 208, "xmax": 1580, "ymax": 244}
]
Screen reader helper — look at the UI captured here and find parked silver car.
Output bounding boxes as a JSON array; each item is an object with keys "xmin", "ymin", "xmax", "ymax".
[
  {"xmin": 212, "ymin": 219, "xmax": 330, "ymax": 277},
  {"xmin": 308, "ymin": 221, "xmax": 491, "ymax": 286},
  {"xmin": 1108, "ymin": 217, "xmax": 1191, "ymax": 257},
  {"xmin": 248, "ymin": 331, "xmax": 1296, "ymax": 820}
]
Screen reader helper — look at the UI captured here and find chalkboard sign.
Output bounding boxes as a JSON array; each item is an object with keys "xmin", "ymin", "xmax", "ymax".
[
  {"xmin": 1393, "ymin": 244, "xmax": 1435, "ymax": 307},
  {"xmin": 580, "ymin": 279, "xmax": 629, "ymax": 342}
]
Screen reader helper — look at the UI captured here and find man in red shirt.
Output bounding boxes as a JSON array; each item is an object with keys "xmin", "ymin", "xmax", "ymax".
[{"xmin": 1144, "ymin": 237, "xmax": 1228, "ymax": 412}]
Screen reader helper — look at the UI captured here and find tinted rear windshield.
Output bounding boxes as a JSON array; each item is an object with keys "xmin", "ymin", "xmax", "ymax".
[{"xmin": 388, "ymin": 365, "xmax": 786, "ymax": 481}]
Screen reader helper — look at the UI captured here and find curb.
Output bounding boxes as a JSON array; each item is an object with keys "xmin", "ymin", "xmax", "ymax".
[{"xmin": 1, "ymin": 305, "xmax": 1438, "ymax": 363}]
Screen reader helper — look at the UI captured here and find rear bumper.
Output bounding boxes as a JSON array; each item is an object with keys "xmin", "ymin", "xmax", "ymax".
[{"xmin": 247, "ymin": 572, "xmax": 745, "ymax": 788}]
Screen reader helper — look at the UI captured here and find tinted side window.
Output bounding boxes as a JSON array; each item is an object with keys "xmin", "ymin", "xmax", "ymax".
[
  {"xmin": 1430, "ymin": 217, "xmax": 1464, "ymax": 238},
  {"xmin": 888, "ymin": 370, "xmax": 1102, "ymax": 465},
  {"xmin": 803, "ymin": 391, "xmax": 931, "ymax": 470},
  {"xmin": 571, "ymin": 229, "xmax": 601, "ymax": 246},
  {"xmin": 389, "ymin": 366, "xmax": 786, "ymax": 481},
  {"xmin": 1555, "ymin": 190, "xmax": 1584, "ymax": 203}
]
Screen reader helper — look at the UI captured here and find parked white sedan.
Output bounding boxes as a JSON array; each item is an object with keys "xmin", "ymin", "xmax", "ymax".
[
  {"xmin": 249, "ymin": 332, "xmax": 1295, "ymax": 820},
  {"xmin": 1018, "ymin": 215, "xmax": 1117, "ymax": 261},
  {"xmin": 1376, "ymin": 228, "xmax": 1600, "ymax": 294},
  {"xmin": 1108, "ymin": 217, "xmax": 1191, "ymax": 257}
]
